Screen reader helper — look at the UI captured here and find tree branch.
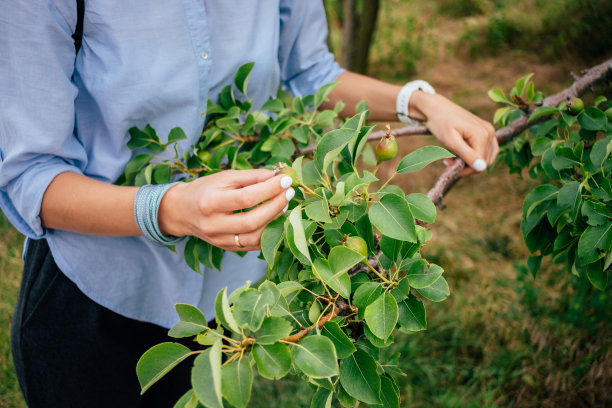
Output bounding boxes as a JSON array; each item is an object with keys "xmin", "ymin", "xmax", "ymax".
[
  {"xmin": 426, "ymin": 57, "xmax": 612, "ymax": 207},
  {"xmin": 281, "ymin": 298, "xmax": 356, "ymax": 343}
]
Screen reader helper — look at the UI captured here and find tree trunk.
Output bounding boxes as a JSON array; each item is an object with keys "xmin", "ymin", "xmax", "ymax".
[{"xmin": 340, "ymin": 0, "xmax": 380, "ymax": 74}]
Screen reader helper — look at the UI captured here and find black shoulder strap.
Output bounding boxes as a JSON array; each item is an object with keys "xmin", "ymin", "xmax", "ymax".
[{"xmin": 72, "ymin": 0, "xmax": 84, "ymax": 53}]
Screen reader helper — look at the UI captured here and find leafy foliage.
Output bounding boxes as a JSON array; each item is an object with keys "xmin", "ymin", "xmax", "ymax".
[
  {"xmin": 125, "ymin": 63, "xmax": 452, "ymax": 407},
  {"xmin": 491, "ymin": 74, "xmax": 612, "ymax": 290}
]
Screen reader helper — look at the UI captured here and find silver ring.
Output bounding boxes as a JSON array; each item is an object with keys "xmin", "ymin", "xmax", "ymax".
[{"xmin": 234, "ymin": 234, "xmax": 245, "ymax": 248}]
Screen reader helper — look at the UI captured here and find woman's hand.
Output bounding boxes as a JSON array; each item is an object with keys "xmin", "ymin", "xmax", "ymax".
[
  {"xmin": 410, "ymin": 91, "xmax": 499, "ymax": 176},
  {"xmin": 158, "ymin": 169, "xmax": 294, "ymax": 251}
]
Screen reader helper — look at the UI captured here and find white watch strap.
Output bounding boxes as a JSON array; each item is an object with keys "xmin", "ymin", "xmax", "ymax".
[{"xmin": 396, "ymin": 80, "xmax": 435, "ymax": 125}]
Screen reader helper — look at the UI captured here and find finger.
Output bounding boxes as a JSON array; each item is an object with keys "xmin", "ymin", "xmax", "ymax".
[
  {"xmin": 214, "ymin": 225, "xmax": 268, "ymax": 250},
  {"xmin": 487, "ymin": 137, "xmax": 500, "ymax": 166},
  {"xmin": 215, "ymin": 174, "xmax": 293, "ymax": 212},
  {"xmin": 218, "ymin": 188, "xmax": 292, "ymax": 234},
  {"xmin": 217, "ymin": 169, "xmax": 277, "ymax": 190},
  {"xmin": 446, "ymin": 129, "xmax": 487, "ymax": 172}
]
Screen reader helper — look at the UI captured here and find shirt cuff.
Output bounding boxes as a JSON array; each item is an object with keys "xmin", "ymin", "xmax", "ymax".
[{"xmin": 0, "ymin": 160, "xmax": 83, "ymax": 239}]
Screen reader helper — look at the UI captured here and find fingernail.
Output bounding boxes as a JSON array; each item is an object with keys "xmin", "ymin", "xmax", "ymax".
[
  {"xmin": 280, "ymin": 176, "xmax": 293, "ymax": 189},
  {"xmin": 473, "ymin": 158, "xmax": 487, "ymax": 172},
  {"xmin": 443, "ymin": 160, "xmax": 449, "ymax": 167},
  {"xmin": 282, "ymin": 204, "xmax": 288, "ymax": 213},
  {"xmin": 285, "ymin": 188, "xmax": 295, "ymax": 201}
]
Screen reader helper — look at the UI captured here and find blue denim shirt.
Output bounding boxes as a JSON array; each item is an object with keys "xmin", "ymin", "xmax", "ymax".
[{"xmin": 0, "ymin": 0, "xmax": 344, "ymax": 328}]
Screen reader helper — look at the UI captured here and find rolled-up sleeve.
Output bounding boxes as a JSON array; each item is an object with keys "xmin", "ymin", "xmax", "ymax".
[
  {"xmin": 278, "ymin": 0, "xmax": 346, "ymax": 97},
  {"xmin": 0, "ymin": 0, "xmax": 87, "ymax": 238}
]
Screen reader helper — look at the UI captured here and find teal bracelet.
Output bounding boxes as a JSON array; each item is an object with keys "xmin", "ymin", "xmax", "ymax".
[{"xmin": 134, "ymin": 182, "xmax": 185, "ymax": 246}]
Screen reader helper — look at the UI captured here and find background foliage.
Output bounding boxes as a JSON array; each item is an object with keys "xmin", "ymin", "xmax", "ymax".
[{"xmin": 1, "ymin": 0, "xmax": 611, "ymax": 407}]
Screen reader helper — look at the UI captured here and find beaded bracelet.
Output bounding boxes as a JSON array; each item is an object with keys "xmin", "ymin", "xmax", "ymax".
[{"xmin": 134, "ymin": 182, "xmax": 185, "ymax": 246}]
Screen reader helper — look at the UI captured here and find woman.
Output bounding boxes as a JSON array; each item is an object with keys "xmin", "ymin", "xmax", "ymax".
[{"xmin": 0, "ymin": 1, "xmax": 497, "ymax": 406}]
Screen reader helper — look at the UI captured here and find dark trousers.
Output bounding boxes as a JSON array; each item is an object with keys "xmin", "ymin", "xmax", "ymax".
[{"xmin": 11, "ymin": 238, "xmax": 193, "ymax": 408}]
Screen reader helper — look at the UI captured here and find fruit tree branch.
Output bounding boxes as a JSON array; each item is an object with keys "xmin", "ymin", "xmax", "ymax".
[
  {"xmin": 426, "ymin": 57, "xmax": 612, "ymax": 207},
  {"xmin": 281, "ymin": 298, "xmax": 356, "ymax": 343}
]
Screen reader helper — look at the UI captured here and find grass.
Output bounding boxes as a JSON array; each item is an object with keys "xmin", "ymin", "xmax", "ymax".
[
  {"xmin": 1, "ymin": 1, "xmax": 611, "ymax": 407},
  {"xmin": 0, "ymin": 215, "xmax": 26, "ymax": 408}
]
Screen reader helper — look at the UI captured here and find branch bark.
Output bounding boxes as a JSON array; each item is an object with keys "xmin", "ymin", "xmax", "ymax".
[
  {"xmin": 426, "ymin": 57, "xmax": 612, "ymax": 207},
  {"xmin": 281, "ymin": 298, "xmax": 356, "ymax": 343}
]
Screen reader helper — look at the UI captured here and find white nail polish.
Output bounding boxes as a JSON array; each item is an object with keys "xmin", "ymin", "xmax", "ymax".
[
  {"xmin": 282, "ymin": 204, "xmax": 288, "ymax": 213},
  {"xmin": 473, "ymin": 158, "xmax": 487, "ymax": 172},
  {"xmin": 285, "ymin": 188, "xmax": 295, "ymax": 201},
  {"xmin": 280, "ymin": 176, "xmax": 293, "ymax": 189}
]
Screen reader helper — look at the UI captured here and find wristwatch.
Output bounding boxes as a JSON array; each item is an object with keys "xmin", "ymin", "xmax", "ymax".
[{"xmin": 396, "ymin": 80, "xmax": 435, "ymax": 126}]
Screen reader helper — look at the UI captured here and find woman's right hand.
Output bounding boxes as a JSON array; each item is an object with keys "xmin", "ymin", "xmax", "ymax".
[{"xmin": 158, "ymin": 169, "xmax": 294, "ymax": 251}]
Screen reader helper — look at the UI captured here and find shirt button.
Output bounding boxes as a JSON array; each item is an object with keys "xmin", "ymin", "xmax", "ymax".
[
  {"xmin": 200, "ymin": 51, "xmax": 208, "ymax": 60},
  {"xmin": 200, "ymin": 110, "xmax": 205, "ymax": 118}
]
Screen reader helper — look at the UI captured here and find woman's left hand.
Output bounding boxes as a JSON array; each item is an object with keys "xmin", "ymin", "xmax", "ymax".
[{"xmin": 410, "ymin": 91, "xmax": 499, "ymax": 176}]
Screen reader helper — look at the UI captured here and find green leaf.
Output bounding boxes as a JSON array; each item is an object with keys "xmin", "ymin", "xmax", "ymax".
[
  {"xmin": 339, "ymin": 349, "xmax": 382, "ymax": 405},
  {"xmin": 169, "ymin": 304, "xmax": 208, "ymax": 338},
  {"xmin": 168, "ymin": 127, "xmax": 188, "ymax": 143},
  {"xmin": 277, "ymin": 281, "xmax": 303, "ymax": 298},
  {"xmin": 288, "ymin": 206, "xmax": 311, "ymax": 263},
  {"xmin": 313, "ymin": 258, "xmax": 351, "ymax": 299},
  {"xmin": 373, "ymin": 375, "xmax": 400, "ymax": 408},
  {"xmin": 396, "ymin": 146, "xmax": 454, "ymax": 174},
  {"xmin": 192, "ymin": 341, "xmax": 223, "ymax": 408},
  {"xmin": 292, "ymin": 96, "xmax": 305, "ymax": 115},
  {"xmin": 397, "ymin": 294, "xmax": 426, "ymax": 332},
  {"xmin": 302, "ymin": 160, "xmax": 324, "ymax": 186},
  {"xmin": 305, "ymin": 199, "xmax": 332, "ymax": 223},
  {"xmin": 173, "ymin": 389, "xmax": 201, "ymax": 408},
  {"xmin": 557, "ymin": 181, "xmax": 583, "ymax": 222},
  {"xmin": 261, "ymin": 98, "xmax": 284, "ymax": 113},
  {"xmin": 586, "ymin": 259, "xmax": 608, "ymax": 290},
  {"xmin": 529, "ymin": 106, "xmax": 559, "ymax": 121},
  {"xmin": 255, "ymin": 316, "xmax": 293, "ymax": 345},
  {"xmin": 353, "ymin": 282, "xmax": 384, "ymax": 318},
  {"xmin": 261, "ymin": 216, "xmax": 285, "ymax": 265},
  {"xmin": 321, "ymin": 321, "xmax": 356, "ymax": 359},
  {"xmin": 137, "ymin": 342, "xmax": 193, "ymax": 394},
  {"xmin": 488, "ymin": 88, "xmax": 509, "ymax": 103},
  {"xmin": 523, "ymin": 184, "xmax": 559, "ymax": 219},
  {"xmin": 578, "ymin": 107, "xmax": 607, "ymax": 131},
  {"xmin": 314, "ymin": 110, "xmax": 338, "ymax": 128},
  {"xmin": 152, "ymin": 164, "xmax": 172, "ymax": 184},
  {"xmin": 380, "ymin": 236, "xmax": 403, "ymax": 263},
  {"xmin": 516, "ymin": 73, "xmax": 534, "ymax": 97},
  {"xmin": 215, "ymin": 287, "xmax": 241, "ymax": 334},
  {"xmin": 314, "ymin": 82, "xmax": 339, "ymax": 108},
  {"xmin": 329, "ymin": 245, "xmax": 365, "ymax": 273},
  {"xmin": 406, "ymin": 262, "xmax": 443, "ymax": 289},
  {"xmin": 234, "ymin": 62, "xmax": 255, "ymax": 95},
  {"xmin": 364, "ymin": 292, "xmax": 398, "ymax": 340},
  {"xmin": 310, "ymin": 388, "xmax": 333, "ymax": 408},
  {"xmin": 127, "ymin": 126, "xmax": 160, "ymax": 150},
  {"xmin": 493, "ymin": 107, "xmax": 514, "ymax": 125},
  {"xmin": 364, "ymin": 325, "xmax": 394, "ymax": 347},
  {"xmin": 252, "ymin": 343, "xmax": 291, "ymax": 380},
  {"xmin": 292, "ymin": 335, "xmax": 339, "ymax": 378},
  {"xmin": 369, "ymin": 194, "xmax": 417, "ymax": 242},
  {"xmin": 405, "ymin": 193, "xmax": 436, "ymax": 223},
  {"xmin": 221, "ymin": 357, "xmax": 253, "ymax": 408},
  {"xmin": 314, "ymin": 128, "xmax": 355, "ymax": 173},
  {"xmin": 527, "ymin": 255, "xmax": 542, "ymax": 279},
  {"xmin": 417, "ymin": 276, "xmax": 450, "ymax": 302},
  {"xmin": 233, "ymin": 287, "xmax": 277, "ymax": 331},
  {"xmin": 590, "ymin": 135, "xmax": 612, "ymax": 169},
  {"xmin": 578, "ymin": 224, "xmax": 612, "ymax": 265}
]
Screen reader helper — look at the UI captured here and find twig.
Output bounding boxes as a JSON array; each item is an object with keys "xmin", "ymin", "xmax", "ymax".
[
  {"xmin": 426, "ymin": 57, "xmax": 612, "ymax": 208},
  {"xmin": 281, "ymin": 299, "xmax": 355, "ymax": 343},
  {"xmin": 299, "ymin": 125, "xmax": 430, "ymax": 155}
]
